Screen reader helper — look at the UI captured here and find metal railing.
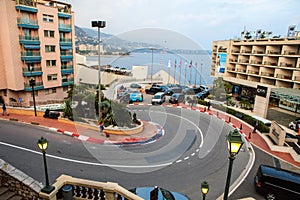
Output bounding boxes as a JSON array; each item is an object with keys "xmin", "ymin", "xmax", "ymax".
[{"xmin": 39, "ymin": 175, "xmax": 143, "ymax": 200}]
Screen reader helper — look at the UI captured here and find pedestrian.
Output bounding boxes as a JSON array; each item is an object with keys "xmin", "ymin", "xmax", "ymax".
[
  {"xmin": 2, "ymin": 104, "xmax": 8, "ymax": 116},
  {"xmin": 253, "ymin": 120, "xmax": 258, "ymax": 133},
  {"xmin": 99, "ymin": 122, "xmax": 104, "ymax": 132},
  {"xmin": 207, "ymin": 100, "xmax": 211, "ymax": 110}
]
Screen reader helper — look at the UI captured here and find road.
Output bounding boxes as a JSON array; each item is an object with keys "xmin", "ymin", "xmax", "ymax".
[{"xmin": 0, "ymin": 105, "xmax": 252, "ymax": 200}]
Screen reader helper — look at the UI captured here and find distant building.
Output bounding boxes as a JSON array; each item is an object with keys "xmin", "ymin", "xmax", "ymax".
[
  {"xmin": 211, "ymin": 34, "xmax": 300, "ymax": 117},
  {"xmin": 0, "ymin": 0, "xmax": 75, "ymax": 106}
]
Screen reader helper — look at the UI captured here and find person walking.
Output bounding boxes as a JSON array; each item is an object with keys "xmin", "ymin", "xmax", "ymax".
[
  {"xmin": 207, "ymin": 100, "xmax": 211, "ymax": 110},
  {"xmin": 2, "ymin": 104, "xmax": 8, "ymax": 116},
  {"xmin": 253, "ymin": 120, "xmax": 259, "ymax": 133}
]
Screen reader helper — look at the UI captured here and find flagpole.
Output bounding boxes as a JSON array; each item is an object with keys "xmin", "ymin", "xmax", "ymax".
[
  {"xmin": 190, "ymin": 64, "xmax": 192, "ymax": 86},
  {"xmin": 173, "ymin": 60, "xmax": 176, "ymax": 84},
  {"xmin": 200, "ymin": 62, "xmax": 203, "ymax": 85},
  {"xmin": 184, "ymin": 61, "xmax": 187, "ymax": 85},
  {"xmin": 167, "ymin": 59, "xmax": 171, "ymax": 84},
  {"xmin": 194, "ymin": 62, "xmax": 198, "ymax": 87},
  {"xmin": 179, "ymin": 60, "xmax": 182, "ymax": 85}
]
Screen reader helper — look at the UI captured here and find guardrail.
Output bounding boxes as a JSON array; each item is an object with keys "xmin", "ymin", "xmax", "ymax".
[{"xmin": 39, "ymin": 175, "xmax": 143, "ymax": 200}]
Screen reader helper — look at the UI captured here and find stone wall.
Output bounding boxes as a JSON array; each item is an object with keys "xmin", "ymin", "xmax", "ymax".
[{"xmin": 0, "ymin": 159, "xmax": 45, "ymax": 199}]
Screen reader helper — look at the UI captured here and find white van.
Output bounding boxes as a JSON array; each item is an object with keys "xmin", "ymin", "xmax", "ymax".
[
  {"xmin": 253, "ymin": 116, "xmax": 272, "ymax": 127},
  {"xmin": 151, "ymin": 92, "xmax": 166, "ymax": 105}
]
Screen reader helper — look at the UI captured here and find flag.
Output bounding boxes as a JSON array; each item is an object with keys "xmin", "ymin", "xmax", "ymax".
[
  {"xmin": 189, "ymin": 60, "xmax": 192, "ymax": 68},
  {"xmin": 185, "ymin": 60, "xmax": 188, "ymax": 67},
  {"xmin": 180, "ymin": 59, "xmax": 182, "ymax": 67},
  {"xmin": 168, "ymin": 59, "xmax": 171, "ymax": 68},
  {"xmin": 174, "ymin": 59, "xmax": 177, "ymax": 68}
]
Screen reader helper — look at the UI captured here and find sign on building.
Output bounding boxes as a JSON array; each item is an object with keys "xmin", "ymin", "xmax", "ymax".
[{"xmin": 257, "ymin": 85, "xmax": 268, "ymax": 98}]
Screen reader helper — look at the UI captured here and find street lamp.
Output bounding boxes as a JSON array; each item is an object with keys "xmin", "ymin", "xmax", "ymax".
[
  {"xmin": 37, "ymin": 137, "xmax": 55, "ymax": 194},
  {"xmin": 29, "ymin": 78, "xmax": 37, "ymax": 116},
  {"xmin": 201, "ymin": 181, "xmax": 209, "ymax": 200},
  {"xmin": 224, "ymin": 129, "xmax": 244, "ymax": 200},
  {"xmin": 91, "ymin": 20, "xmax": 106, "ymax": 116}
]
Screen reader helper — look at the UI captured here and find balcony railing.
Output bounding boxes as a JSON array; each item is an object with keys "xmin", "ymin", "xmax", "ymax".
[
  {"xmin": 19, "ymin": 35, "xmax": 40, "ymax": 45},
  {"xmin": 276, "ymin": 74, "xmax": 292, "ymax": 80},
  {"xmin": 21, "ymin": 51, "xmax": 41, "ymax": 62},
  {"xmin": 16, "ymin": 0, "xmax": 36, "ymax": 7},
  {"xmin": 59, "ymin": 38, "xmax": 72, "ymax": 45},
  {"xmin": 231, "ymin": 49, "xmax": 240, "ymax": 53},
  {"xmin": 40, "ymin": 175, "xmax": 143, "ymax": 200},
  {"xmin": 229, "ymin": 59, "xmax": 237, "ymax": 62},
  {"xmin": 236, "ymin": 68, "xmax": 246, "ymax": 73},
  {"xmin": 61, "ymin": 65, "xmax": 73, "ymax": 74},
  {"xmin": 62, "ymin": 77, "xmax": 74, "ymax": 86},
  {"xmin": 238, "ymin": 59, "xmax": 249, "ymax": 63},
  {"xmin": 248, "ymin": 70, "xmax": 259, "ymax": 75},
  {"xmin": 279, "ymin": 62, "xmax": 295, "ymax": 68},
  {"xmin": 22, "ymin": 67, "xmax": 42, "ymax": 76},
  {"xmin": 267, "ymin": 50, "xmax": 280, "ymax": 54},
  {"xmin": 250, "ymin": 60, "xmax": 262, "ymax": 64},
  {"xmin": 261, "ymin": 72, "xmax": 274, "ymax": 77},
  {"xmin": 283, "ymin": 50, "xmax": 297, "ymax": 55},
  {"xmin": 226, "ymin": 67, "xmax": 235, "ymax": 71},
  {"xmin": 17, "ymin": 18, "xmax": 39, "ymax": 29},
  {"xmin": 263, "ymin": 61, "xmax": 277, "ymax": 66},
  {"xmin": 24, "ymin": 81, "xmax": 44, "ymax": 91},
  {"xmin": 252, "ymin": 50, "xmax": 265, "ymax": 54},
  {"xmin": 241, "ymin": 50, "xmax": 251, "ymax": 53},
  {"xmin": 59, "ymin": 24, "xmax": 72, "ymax": 32}
]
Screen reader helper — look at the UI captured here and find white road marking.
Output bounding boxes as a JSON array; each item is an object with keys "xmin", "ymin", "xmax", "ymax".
[
  {"xmin": 0, "ymin": 141, "xmax": 172, "ymax": 168},
  {"xmin": 184, "ymin": 156, "xmax": 189, "ymax": 160},
  {"xmin": 191, "ymin": 153, "xmax": 195, "ymax": 157},
  {"xmin": 176, "ymin": 160, "xmax": 182, "ymax": 163}
]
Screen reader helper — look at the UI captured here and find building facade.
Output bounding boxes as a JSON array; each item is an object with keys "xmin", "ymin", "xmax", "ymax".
[
  {"xmin": 0, "ymin": 0, "xmax": 75, "ymax": 107},
  {"xmin": 211, "ymin": 36, "xmax": 300, "ymax": 117}
]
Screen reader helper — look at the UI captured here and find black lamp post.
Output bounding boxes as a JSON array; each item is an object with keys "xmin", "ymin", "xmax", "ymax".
[
  {"xmin": 29, "ymin": 78, "xmax": 37, "ymax": 116},
  {"xmin": 149, "ymin": 47, "xmax": 156, "ymax": 85},
  {"xmin": 201, "ymin": 181, "xmax": 209, "ymax": 200},
  {"xmin": 224, "ymin": 129, "xmax": 244, "ymax": 200},
  {"xmin": 37, "ymin": 137, "xmax": 55, "ymax": 193},
  {"xmin": 91, "ymin": 20, "xmax": 106, "ymax": 116}
]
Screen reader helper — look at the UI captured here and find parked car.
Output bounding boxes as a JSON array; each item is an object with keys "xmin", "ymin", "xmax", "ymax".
[
  {"xmin": 145, "ymin": 85, "xmax": 164, "ymax": 95},
  {"xmin": 289, "ymin": 118, "xmax": 300, "ymax": 131},
  {"xmin": 151, "ymin": 92, "xmax": 166, "ymax": 105},
  {"xmin": 183, "ymin": 87, "xmax": 202, "ymax": 95},
  {"xmin": 169, "ymin": 93, "xmax": 185, "ymax": 104},
  {"xmin": 130, "ymin": 83, "xmax": 142, "ymax": 89},
  {"xmin": 129, "ymin": 91, "xmax": 143, "ymax": 103},
  {"xmin": 165, "ymin": 87, "xmax": 182, "ymax": 95},
  {"xmin": 43, "ymin": 109, "xmax": 60, "ymax": 119},
  {"xmin": 254, "ymin": 164, "xmax": 300, "ymax": 200},
  {"xmin": 195, "ymin": 91, "xmax": 208, "ymax": 100}
]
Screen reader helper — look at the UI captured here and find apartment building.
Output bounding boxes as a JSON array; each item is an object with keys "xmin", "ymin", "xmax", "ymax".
[
  {"xmin": 211, "ymin": 36, "xmax": 300, "ymax": 117},
  {"xmin": 0, "ymin": 0, "xmax": 75, "ymax": 107}
]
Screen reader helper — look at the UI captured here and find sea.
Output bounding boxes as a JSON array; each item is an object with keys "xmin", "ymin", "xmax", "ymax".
[{"xmin": 86, "ymin": 52, "xmax": 214, "ymax": 87}]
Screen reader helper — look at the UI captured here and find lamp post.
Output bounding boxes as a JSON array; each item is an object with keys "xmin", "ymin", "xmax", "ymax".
[
  {"xmin": 37, "ymin": 137, "xmax": 55, "ymax": 193},
  {"xmin": 201, "ymin": 181, "xmax": 209, "ymax": 200},
  {"xmin": 91, "ymin": 20, "xmax": 106, "ymax": 116},
  {"xmin": 29, "ymin": 78, "xmax": 37, "ymax": 116},
  {"xmin": 224, "ymin": 129, "xmax": 244, "ymax": 200}
]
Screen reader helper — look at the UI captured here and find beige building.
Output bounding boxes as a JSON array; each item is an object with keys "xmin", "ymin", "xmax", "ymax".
[
  {"xmin": 211, "ymin": 36, "xmax": 300, "ymax": 117},
  {"xmin": 0, "ymin": 0, "xmax": 75, "ymax": 106}
]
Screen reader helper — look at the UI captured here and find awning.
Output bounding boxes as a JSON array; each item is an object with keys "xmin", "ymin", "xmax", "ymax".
[
  {"xmin": 24, "ymin": 45, "xmax": 40, "ymax": 49},
  {"xmin": 60, "ymin": 45, "xmax": 73, "ymax": 50}
]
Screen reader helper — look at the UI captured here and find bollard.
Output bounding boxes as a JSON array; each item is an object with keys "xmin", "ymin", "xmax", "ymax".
[
  {"xmin": 217, "ymin": 112, "xmax": 219, "ymax": 117},
  {"xmin": 228, "ymin": 117, "xmax": 231, "ymax": 123},
  {"xmin": 240, "ymin": 124, "xmax": 243, "ymax": 130},
  {"xmin": 62, "ymin": 185, "xmax": 73, "ymax": 200},
  {"xmin": 248, "ymin": 132, "xmax": 252, "ymax": 139}
]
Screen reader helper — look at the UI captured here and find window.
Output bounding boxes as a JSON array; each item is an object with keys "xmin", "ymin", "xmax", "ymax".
[
  {"xmin": 46, "ymin": 60, "xmax": 56, "ymax": 67},
  {"xmin": 45, "ymin": 89, "xmax": 49, "ymax": 95},
  {"xmin": 47, "ymin": 74, "xmax": 57, "ymax": 81},
  {"xmin": 43, "ymin": 14, "xmax": 54, "ymax": 22},
  {"xmin": 45, "ymin": 45, "xmax": 55, "ymax": 52},
  {"xmin": 63, "ymin": 86, "xmax": 68, "ymax": 92},
  {"xmin": 52, "ymin": 88, "xmax": 56, "ymax": 93},
  {"xmin": 44, "ymin": 30, "xmax": 54, "ymax": 38}
]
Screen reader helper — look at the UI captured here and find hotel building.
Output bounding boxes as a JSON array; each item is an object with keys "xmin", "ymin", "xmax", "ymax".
[
  {"xmin": 211, "ymin": 35, "xmax": 300, "ymax": 118},
  {"xmin": 0, "ymin": 0, "xmax": 75, "ymax": 107}
]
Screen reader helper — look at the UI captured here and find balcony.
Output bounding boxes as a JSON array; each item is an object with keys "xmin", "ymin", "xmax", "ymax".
[
  {"xmin": 60, "ymin": 51, "xmax": 73, "ymax": 61},
  {"xmin": 15, "ymin": 0, "xmax": 36, "ymax": 7},
  {"xmin": 59, "ymin": 24, "xmax": 72, "ymax": 32},
  {"xmin": 22, "ymin": 67, "xmax": 42, "ymax": 76},
  {"xmin": 24, "ymin": 81, "xmax": 44, "ymax": 91},
  {"xmin": 61, "ymin": 65, "xmax": 74, "ymax": 74},
  {"xmin": 59, "ymin": 38, "xmax": 72, "ymax": 46},
  {"xmin": 250, "ymin": 60, "xmax": 262, "ymax": 65},
  {"xmin": 226, "ymin": 67, "xmax": 235, "ymax": 71},
  {"xmin": 283, "ymin": 50, "xmax": 297, "ymax": 55},
  {"xmin": 241, "ymin": 50, "xmax": 251, "ymax": 54},
  {"xmin": 267, "ymin": 50, "xmax": 280, "ymax": 55},
  {"xmin": 231, "ymin": 49, "xmax": 240, "ymax": 53},
  {"xmin": 261, "ymin": 72, "xmax": 274, "ymax": 77},
  {"xmin": 16, "ymin": 2, "xmax": 38, "ymax": 13},
  {"xmin": 238, "ymin": 59, "xmax": 249, "ymax": 64},
  {"xmin": 252, "ymin": 50, "xmax": 265, "ymax": 54},
  {"xmin": 276, "ymin": 74, "xmax": 292, "ymax": 80},
  {"xmin": 62, "ymin": 77, "xmax": 74, "ymax": 86},
  {"xmin": 248, "ymin": 70, "xmax": 259, "ymax": 75},
  {"xmin": 17, "ymin": 18, "xmax": 39, "ymax": 29},
  {"xmin": 279, "ymin": 62, "xmax": 295, "ymax": 68},
  {"xmin": 19, "ymin": 35, "xmax": 40, "ymax": 45},
  {"xmin": 263, "ymin": 61, "xmax": 277, "ymax": 66},
  {"xmin": 40, "ymin": 175, "xmax": 142, "ymax": 200},
  {"xmin": 58, "ymin": 12, "xmax": 71, "ymax": 19},
  {"xmin": 236, "ymin": 68, "xmax": 246, "ymax": 73},
  {"xmin": 21, "ymin": 51, "xmax": 41, "ymax": 62}
]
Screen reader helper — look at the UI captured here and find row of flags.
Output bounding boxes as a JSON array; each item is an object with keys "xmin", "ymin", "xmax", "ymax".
[{"xmin": 167, "ymin": 59, "xmax": 196, "ymax": 68}]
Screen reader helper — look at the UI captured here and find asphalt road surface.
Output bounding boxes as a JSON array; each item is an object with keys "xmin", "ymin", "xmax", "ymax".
[{"xmin": 0, "ymin": 106, "xmax": 252, "ymax": 200}]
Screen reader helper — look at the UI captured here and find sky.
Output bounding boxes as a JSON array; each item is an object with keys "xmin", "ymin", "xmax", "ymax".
[{"xmin": 63, "ymin": 0, "xmax": 300, "ymax": 49}]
